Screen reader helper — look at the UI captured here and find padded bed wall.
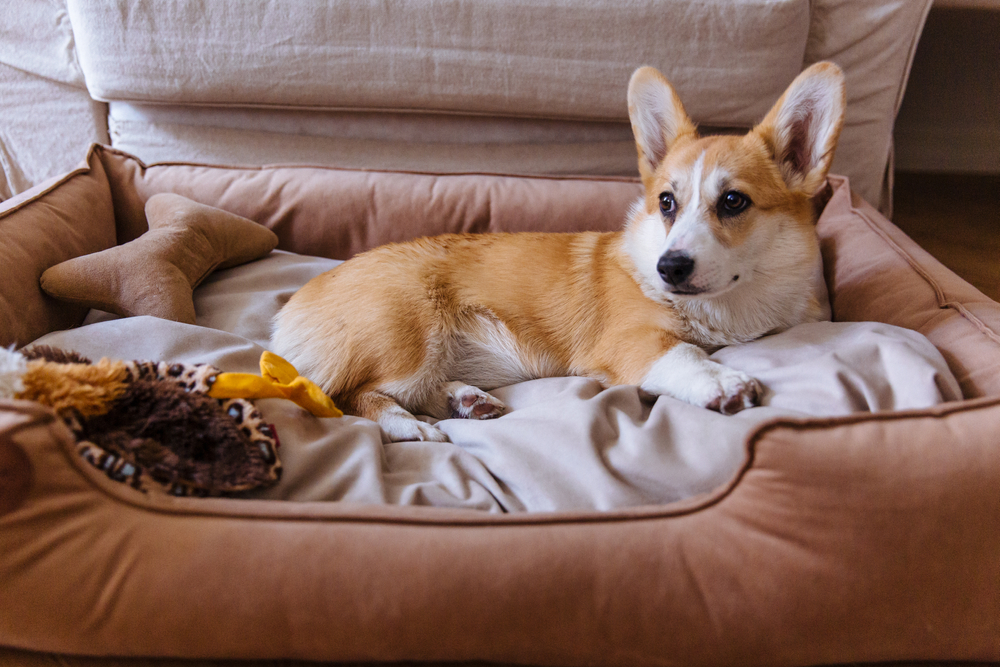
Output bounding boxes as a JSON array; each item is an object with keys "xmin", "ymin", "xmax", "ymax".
[{"xmin": 1, "ymin": 145, "xmax": 1000, "ymax": 665}]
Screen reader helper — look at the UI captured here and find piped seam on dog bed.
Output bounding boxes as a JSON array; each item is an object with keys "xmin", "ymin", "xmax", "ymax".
[
  {"xmin": 36, "ymin": 392, "xmax": 1000, "ymax": 527},
  {"xmin": 844, "ymin": 181, "xmax": 1000, "ymax": 348},
  {"xmin": 94, "ymin": 143, "xmax": 645, "ymax": 185},
  {"xmin": 0, "ymin": 146, "xmax": 104, "ymax": 220}
]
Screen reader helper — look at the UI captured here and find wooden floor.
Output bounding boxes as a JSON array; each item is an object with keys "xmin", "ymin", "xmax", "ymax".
[{"xmin": 892, "ymin": 171, "xmax": 1000, "ymax": 301}]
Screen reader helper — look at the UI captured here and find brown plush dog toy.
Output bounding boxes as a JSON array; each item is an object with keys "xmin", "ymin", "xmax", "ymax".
[
  {"xmin": 40, "ymin": 194, "xmax": 279, "ymax": 324},
  {"xmin": 1, "ymin": 346, "xmax": 281, "ymax": 496}
]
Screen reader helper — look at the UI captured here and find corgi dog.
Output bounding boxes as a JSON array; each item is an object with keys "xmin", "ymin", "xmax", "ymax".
[{"xmin": 272, "ymin": 62, "xmax": 846, "ymax": 443}]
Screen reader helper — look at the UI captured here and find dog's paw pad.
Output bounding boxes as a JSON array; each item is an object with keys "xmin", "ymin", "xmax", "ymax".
[
  {"xmin": 448, "ymin": 384, "xmax": 506, "ymax": 420},
  {"xmin": 706, "ymin": 374, "xmax": 760, "ymax": 415}
]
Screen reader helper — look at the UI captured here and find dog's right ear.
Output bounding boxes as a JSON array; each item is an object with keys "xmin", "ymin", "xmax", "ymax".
[{"xmin": 627, "ymin": 67, "xmax": 697, "ymax": 187}]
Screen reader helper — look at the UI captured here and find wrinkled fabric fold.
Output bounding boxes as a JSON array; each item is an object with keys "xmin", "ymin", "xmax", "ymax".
[{"xmin": 32, "ymin": 250, "xmax": 961, "ymax": 512}]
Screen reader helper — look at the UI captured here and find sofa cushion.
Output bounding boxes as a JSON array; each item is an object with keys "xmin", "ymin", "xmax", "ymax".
[
  {"xmin": 65, "ymin": 0, "xmax": 932, "ymax": 211},
  {"xmin": 104, "ymin": 102, "xmax": 642, "ymax": 184},
  {"xmin": 68, "ymin": 0, "xmax": 809, "ymax": 124},
  {"xmin": 0, "ymin": 0, "xmax": 109, "ymax": 199}
]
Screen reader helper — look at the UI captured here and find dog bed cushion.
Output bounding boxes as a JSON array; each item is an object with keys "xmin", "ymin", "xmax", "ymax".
[
  {"xmin": 32, "ymin": 249, "xmax": 961, "ymax": 511},
  {"xmin": 3, "ymin": 146, "xmax": 1000, "ymax": 664}
]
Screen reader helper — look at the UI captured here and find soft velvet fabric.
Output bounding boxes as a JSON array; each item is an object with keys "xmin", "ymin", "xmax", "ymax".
[
  {"xmin": 3, "ymin": 147, "xmax": 1000, "ymax": 665},
  {"xmin": 32, "ymin": 250, "xmax": 960, "ymax": 512},
  {"xmin": 39, "ymin": 194, "xmax": 279, "ymax": 323}
]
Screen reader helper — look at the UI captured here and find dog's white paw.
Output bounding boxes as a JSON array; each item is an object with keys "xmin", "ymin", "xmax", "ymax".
[
  {"xmin": 641, "ymin": 342, "xmax": 762, "ymax": 415},
  {"xmin": 379, "ymin": 409, "xmax": 450, "ymax": 443},
  {"xmin": 445, "ymin": 382, "xmax": 506, "ymax": 420},
  {"xmin": 698, "ymin": 366, "xmax": 761, "ymax": 415}
]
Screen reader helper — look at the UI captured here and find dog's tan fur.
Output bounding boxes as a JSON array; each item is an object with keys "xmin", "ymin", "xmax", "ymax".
[{"xmin": 273, "ymin": 63, "xmax": 846, "ymax": 442}]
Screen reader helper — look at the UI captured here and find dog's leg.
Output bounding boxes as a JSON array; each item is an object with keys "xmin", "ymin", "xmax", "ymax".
[
  {"xmin": 352, "ymin": 390, "xmax": 449, "ymax": 443},
  {"xmin": 442, "ymin": 381, "xmax": 506, "ymax": 420},
  {"xmin": 641, "ymin": 342, "xmax": 761, "ymax": 415}
]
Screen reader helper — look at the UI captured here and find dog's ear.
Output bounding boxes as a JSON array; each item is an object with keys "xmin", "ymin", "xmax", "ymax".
[
  {"xmin": 754, "ymin": 62, "xmax": 846, "ymax": 197},
  {"xmin": 628, "ymin": 67, "xmax": 697, "ymax": 187}
]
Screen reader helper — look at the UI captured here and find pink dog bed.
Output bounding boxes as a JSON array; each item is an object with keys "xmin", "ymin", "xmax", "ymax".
[{"xmin": 2, "ymin": 145, "xmax": 999, "ymax": 665}]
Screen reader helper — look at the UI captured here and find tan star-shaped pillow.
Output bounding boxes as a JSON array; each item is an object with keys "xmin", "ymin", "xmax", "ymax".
[{"xmin": 40, "ymin": 194, "xmax": 279, "ymax": 324}]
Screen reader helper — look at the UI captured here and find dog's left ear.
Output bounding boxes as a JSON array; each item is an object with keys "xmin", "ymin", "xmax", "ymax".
[{"xmin": 754, "ymin": 62, "xmax": 846, "ymax": 197}]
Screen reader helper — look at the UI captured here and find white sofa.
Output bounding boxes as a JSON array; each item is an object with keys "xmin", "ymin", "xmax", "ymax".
[{"xmin": 2, "ymin": 0, "xmax": 930, "ymax": 213}]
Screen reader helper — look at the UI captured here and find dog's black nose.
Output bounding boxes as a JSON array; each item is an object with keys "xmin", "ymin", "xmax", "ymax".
[{"xmin": 657, "ymin": 251, "xmax": 695, "ymax": 287}]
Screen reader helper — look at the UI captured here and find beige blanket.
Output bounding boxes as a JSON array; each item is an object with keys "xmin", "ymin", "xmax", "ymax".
[{"xmin": 32, "ymin": 251, "xmax": 962, "ymax": 512}]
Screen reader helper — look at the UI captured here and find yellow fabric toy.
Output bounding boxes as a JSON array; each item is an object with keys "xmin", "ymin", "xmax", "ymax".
[{"xmin": 208, "ymin": 352, "xmax": 342, "ymax": 418}]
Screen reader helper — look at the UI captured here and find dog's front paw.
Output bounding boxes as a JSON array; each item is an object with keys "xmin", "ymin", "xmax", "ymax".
[
  {"xmin": 700, "ymin": 367, "xmax": 761, "ymax": 415},
  {"xmin": 642, "ymin": 343, "xmax": 762, "ymax": 415}
]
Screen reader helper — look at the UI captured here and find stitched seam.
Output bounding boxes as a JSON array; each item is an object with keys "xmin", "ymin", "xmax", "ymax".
[
  {"xmin": 96, "ymin": 144, "xmax": 643, "ymax": 184},
  {"xmin": 46, "ymin": 395, "xmax": 1000, "ymax": 527},
  {"xmin": 93, "ymin": 97, "xmax": 632, "ymax": 123},
  {"xmin": 849, "ymin": 190, "xmax": 1000, "ymax": 347},
  {"xmin": 0, "ymin": 145, "xmax": 101, "ymax": 220},
  {"xmin": 941, "ymin": 300, "xmax": 1000, "ymax": 346}
]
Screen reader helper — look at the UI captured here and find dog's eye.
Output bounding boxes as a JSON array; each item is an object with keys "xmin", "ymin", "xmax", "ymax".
[
  {"xmin": 719, "ymin": 191, "xmax": 751, "ymax": 217},
  {"xmin": 658, "ymin": 192, "xmax": 676, "ymax": 216}
]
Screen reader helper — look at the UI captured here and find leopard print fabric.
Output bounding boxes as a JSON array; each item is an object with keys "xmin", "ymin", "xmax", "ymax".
[{"xmin": 74, "ymin": 359, "xmax": 281, "ymax": 497}]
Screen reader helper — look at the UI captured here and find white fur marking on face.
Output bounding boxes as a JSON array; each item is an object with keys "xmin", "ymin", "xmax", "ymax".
[
  {"xmin": 662, "ymin": 153, "xmax": 740, "ymax": 295},
  {"xmin": 664, "ymin": 152, "xmax": 706, "ymax": 254},
  {"xmin": 623, "ymin": 199, "xmax": 670, "ymax": 299},
  {"xmin": 704, "ymin": 164, "xmax": 729, "ymax": 205},
  {"xmin": 641, "ymin": 342, "xmax": 759, "ymax": 413}
]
